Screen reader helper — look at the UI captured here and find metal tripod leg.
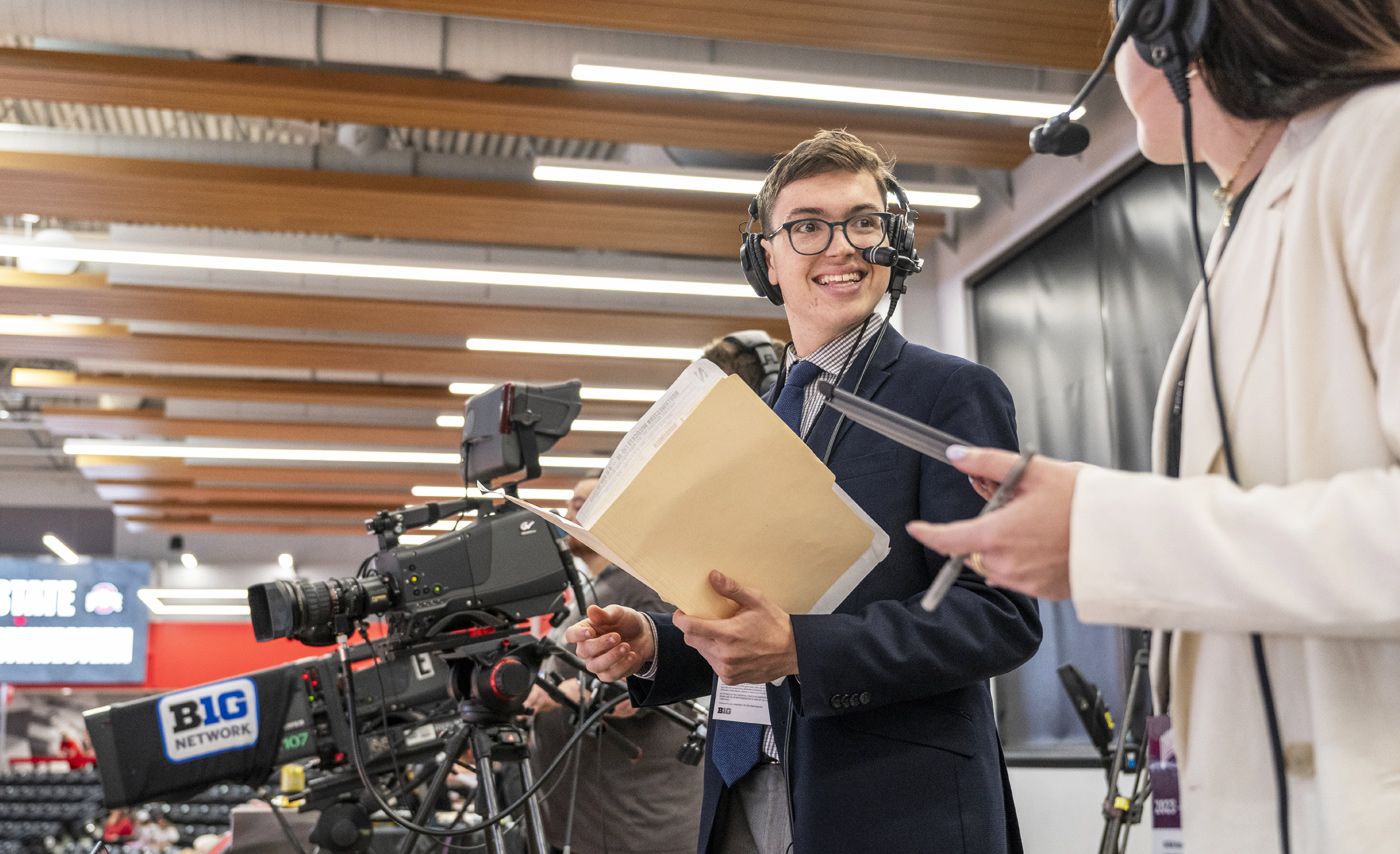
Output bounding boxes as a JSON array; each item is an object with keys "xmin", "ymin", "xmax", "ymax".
[
  {"xmin": 471, "ymin": 727, "xmax": 510, "ymax": 854},
  {"xmin": 515, "ymin": 746, "xmax": 549, "ymax": 854}
]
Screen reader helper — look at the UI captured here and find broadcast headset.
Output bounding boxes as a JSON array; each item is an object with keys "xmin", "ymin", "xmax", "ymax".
[
  {"xmin": 1033, "ymin": 4, "xmax": 1292, "ymax": 854},
  {"xmin": 739, "ymin": 178, "xmax": 923, "ymax": 306},
  {"xmin": 719, "ymin": 329, "xmax": 781, "ymax": 395}
]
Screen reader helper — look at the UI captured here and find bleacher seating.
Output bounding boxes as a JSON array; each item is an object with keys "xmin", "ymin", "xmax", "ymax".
[
  {"xmin": 0, "ymin": 767, "xmax": 252, "ymax": 852},
  {"xmin": 0, "ymin": 767, "xmax": 103, "ymax": 852}
]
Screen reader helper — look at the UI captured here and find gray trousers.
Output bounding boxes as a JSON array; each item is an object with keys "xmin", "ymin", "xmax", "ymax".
[{"xmin": 713, "ymin": 764, "xmax": 793, "ymax": 854}]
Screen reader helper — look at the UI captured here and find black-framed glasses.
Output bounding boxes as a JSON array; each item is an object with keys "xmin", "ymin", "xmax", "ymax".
[{"xmin": 764, "ymin": 211, "xmax": 895, "ymax": 256}]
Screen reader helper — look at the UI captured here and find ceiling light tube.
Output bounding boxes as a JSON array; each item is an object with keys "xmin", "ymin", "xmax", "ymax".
[
  {"xmin": 60, "ymin": 439, "xmax": 608, "ymax": 469},
  {"xmin": 411, "ymin": 485, "xmax": 574, "ymax": 501},
  {"xmin": 0, "ymin": 239, "xmax": 753, "ymax": 299},
  {"xmin": 137, "ymin": 588, "xmax": 250, "ymax": 617},
  {"xmin": 534, "ymin": 159, "xmax": 981, "ymax": 209},
  {"xmin": 466, "ymin": 338, "xmax": 701, "ymax": 361},
  {"xmin": 437, "ymin": 414, "xmax": 636, "ymax": 432},
  {"xmin": 448, "ymin": 382, "xmax": 665, "ymax": 403},
  {"xmin": 572, "ymin": 59, "xmax": 1077, "ymax": 120},
  {"xmin": 41, "ymin": 533, "xmax": 81, "ymax": 564},
  {"xmin": 534, "ymin": 162, "xmax": 762, "ymax": 195}
]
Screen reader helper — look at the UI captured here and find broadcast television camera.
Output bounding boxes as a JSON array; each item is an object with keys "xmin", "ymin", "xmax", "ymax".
[{"xmin": 83, "ymin": 381, "xmax": 586, "ymax": 813}]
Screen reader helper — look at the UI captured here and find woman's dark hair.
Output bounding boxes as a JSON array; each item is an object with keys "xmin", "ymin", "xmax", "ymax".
[{"xmin": 1199, "ymin": 0, "xmax": 1400, "ymax": 119}]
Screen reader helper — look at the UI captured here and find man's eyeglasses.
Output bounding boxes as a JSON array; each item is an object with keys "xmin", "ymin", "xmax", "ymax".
[{"xmin": 763, "ymin": 211, "xmax": 895, "ymax": 256}]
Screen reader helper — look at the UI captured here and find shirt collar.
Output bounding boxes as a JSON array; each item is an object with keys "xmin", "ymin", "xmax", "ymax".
[{"xmin": 784, "ymin": 313, "xmax": 883, "ymax": 377}]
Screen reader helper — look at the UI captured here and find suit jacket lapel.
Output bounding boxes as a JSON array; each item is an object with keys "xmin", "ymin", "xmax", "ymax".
[
  {"xmin": 802, "ymin": 326, "xmax": 905, "ymax": 462},
  {"xmin": 1177, "ymin": 107, "xmax": 1336, "ymax": 477}
]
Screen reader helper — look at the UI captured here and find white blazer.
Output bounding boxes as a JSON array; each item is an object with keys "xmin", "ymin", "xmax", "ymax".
[{"xmin": 1068, "ymin": 82, "xmax": 1400, "ymax": 854}]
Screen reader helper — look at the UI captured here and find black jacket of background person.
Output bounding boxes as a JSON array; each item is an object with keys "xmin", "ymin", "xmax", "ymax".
[
  {"xmin": 629, "ymin": 326, "xmax": 1042, "ymax": 854},
  {"xmin": 529, "ymin": 565, "xmax": 704, "ymax": 854}
]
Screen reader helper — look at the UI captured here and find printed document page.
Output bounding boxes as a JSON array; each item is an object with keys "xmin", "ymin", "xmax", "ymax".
[{"xmin": 580, "ymin": 359, "xmax": 724, "ymax": 529}]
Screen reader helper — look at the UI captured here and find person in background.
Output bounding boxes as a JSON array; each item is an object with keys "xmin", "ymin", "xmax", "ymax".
[
  {"xmin": 700, "ymin": 330, "xmax": 783, "ymax": 396},
  {"xmin": 909, "ymin": 1, "xmax": 1400, "ymax": 851},
  {"xmin": 101, "ymin": 807, "xmax": 135, "ymax": 845},
  {"xmin": 524, "ymin": 477, "xmax": 704, "ymax": 854}
]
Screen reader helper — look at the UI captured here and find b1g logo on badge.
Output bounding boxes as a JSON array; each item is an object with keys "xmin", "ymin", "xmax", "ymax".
[{"xmin": 158, "ymin": 677, "xmax": 260, "ymax": 763}]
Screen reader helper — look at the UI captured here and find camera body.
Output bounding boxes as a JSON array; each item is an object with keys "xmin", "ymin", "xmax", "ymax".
[
  {"xmin": 372, "ymin": 506, "xmax": 572, "ymax": 645},
  {"xmin": 249, "ymin": 505, "xmax": 572, "ymax": 648}
]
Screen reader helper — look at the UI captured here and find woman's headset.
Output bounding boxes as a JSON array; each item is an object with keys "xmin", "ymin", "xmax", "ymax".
[
  {"xmin": 1118, "ymin": 0, "xmax": 1210, "ymax": 72},
  {"xmin": 739, "ymin": 177, "xmax": 921, "ymax": 307}
]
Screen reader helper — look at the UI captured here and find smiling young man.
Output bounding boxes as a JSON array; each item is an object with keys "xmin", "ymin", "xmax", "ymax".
[{"xmin": 566, "ymin": 130, "xmax": 1042, "ymax": 854}]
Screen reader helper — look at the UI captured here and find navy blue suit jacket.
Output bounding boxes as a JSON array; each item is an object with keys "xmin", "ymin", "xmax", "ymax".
[{"xmin": 630, "ymin": 327, "xmax": 1042, "ymax": 854}]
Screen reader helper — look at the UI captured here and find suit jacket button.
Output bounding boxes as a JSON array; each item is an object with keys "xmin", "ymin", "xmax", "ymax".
[{"xmin": 859, "ymin": 692, "xmax": 871, "ymax": 705}]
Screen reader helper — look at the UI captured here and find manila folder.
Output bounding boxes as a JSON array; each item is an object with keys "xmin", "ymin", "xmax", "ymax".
[{"xmin": 511, "ymin": 371, "xmax": 889, "ymax": 619}]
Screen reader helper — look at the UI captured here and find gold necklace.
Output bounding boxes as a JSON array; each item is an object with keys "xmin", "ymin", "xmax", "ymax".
[{"xmin": 1213, "ymin": 123, "xmax": 1272, "ymax": 207}]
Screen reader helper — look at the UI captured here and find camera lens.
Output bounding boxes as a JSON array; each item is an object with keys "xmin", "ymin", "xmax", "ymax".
[
  {"xmin": 248, "ymin": 579, "xmax": 301, "ymax": 642},
  {"xmin": 248, "ymin": 576, "xmax": 393, "ymax": 646}
]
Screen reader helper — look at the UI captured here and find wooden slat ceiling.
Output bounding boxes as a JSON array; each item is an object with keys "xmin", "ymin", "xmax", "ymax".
[
  {"xmin": 16, "ymin": 372, "xmax": 646, "ymax": 420},
  {"xmin": 294, "ymin": 0, "xmax": 1108, "ymax": 71},
  {"xmin": 1, "ymin": 326, "xmax": 688, "ymax": 387},
  {"xmin": 41, "ymin": 407, "xmax": 618, "ymax": 455},
  {"xmin": 0, "ymin": 270, "xmax": 788, "ymax": 344},
  {"xmin": 73, "ymin": 458, "xmax": 581, "ymax": 492},
  {"xmin": 0, "ymin": 1, "xmax": 1101, "ymax": 537},
  {"xmin": 0, "ymin": 151, "xmax": 851, "ymax": 257},
  {"xmin": 0, "ymin": 49, "xmax": 1031, "ymax": 171}
]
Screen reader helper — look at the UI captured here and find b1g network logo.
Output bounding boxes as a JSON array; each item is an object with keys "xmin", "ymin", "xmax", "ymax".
[{"xmin": 158, "ymin": 677, "xmax": 259, "ymax": 763}]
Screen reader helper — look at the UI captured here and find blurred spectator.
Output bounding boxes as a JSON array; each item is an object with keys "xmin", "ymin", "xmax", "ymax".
[{"xmin": 101, "ymin": 807, "xmax": 136, "ymax": 844}]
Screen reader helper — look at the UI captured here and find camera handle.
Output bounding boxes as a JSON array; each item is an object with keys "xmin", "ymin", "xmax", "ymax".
[{"xmin": 367, "ymin": 498, "xmax": 483, "ymax": 551}]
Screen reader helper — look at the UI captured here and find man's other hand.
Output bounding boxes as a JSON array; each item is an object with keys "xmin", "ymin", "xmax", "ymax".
[
  {"xmin": 673, "ymin": 570, "xmax": 798, "ymax": 685},
  {"xmin": 564, "ymin": 604, "xmax": 655, "ymax": 682}
]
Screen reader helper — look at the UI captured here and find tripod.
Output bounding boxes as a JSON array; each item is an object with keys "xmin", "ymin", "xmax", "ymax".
[
  {"xmin": 390, "ymin": 701, "xmax": 549, "ymax": 854},
  {"xmin": 1057, "ymin": 630, "xmax": 1153, "ymax": 854},
  {"xmin": 1096, "ymin": 634, "xmax": 1152, "ymax": 854}
]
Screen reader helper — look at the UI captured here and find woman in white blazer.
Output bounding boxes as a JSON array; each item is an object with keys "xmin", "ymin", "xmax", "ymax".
[{"xmin": 910, "ymin": 1, "xmax": 1400, "ymax": 852}]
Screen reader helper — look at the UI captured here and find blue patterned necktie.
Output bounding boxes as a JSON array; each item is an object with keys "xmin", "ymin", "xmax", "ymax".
[{"xmin": 710, "ymin": 358, "xmax": 823, "ymax": 787}]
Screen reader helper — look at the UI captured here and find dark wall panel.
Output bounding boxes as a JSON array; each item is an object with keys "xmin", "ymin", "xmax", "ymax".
[{"xmin": 973, "ymin": 163, "xmax": 1217, "ymax": 756}]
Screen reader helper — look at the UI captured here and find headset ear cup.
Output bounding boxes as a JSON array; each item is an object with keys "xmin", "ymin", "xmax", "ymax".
[
  {"xmin": 740, "ymin": 233, "xmax": 783, "ymax": 306},
  {"xmin": 1129, "ymin": 0, "xmax": 1210, "ymax": 69}
]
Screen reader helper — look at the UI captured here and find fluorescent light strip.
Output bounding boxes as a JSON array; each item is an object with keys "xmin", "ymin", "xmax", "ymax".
[
  {"xmin": 534, "ymin": 162, "xmax": 981, "ymax": 210},
  {"xmin": 137, "ymin": 587, "xmax": 250, "ymax": 617},
  {"xmin": 448, "ymin": 382, "xmax": 666, "ymax": 403},
  {"xmin": 61, "ymin": 439, "xmax": 459, "ymax": 465},
  {"xmin": 60, "ymin": 439, "xmax": 608, "ymax": 469},
  {"xmin": 466, "ymin": 337, "xmax": 701, "ymax": 361},
  {"xmin": 903, "ymin": 190, "xmax": 981, "ymax": 210},
  {"xmin": 0, "ymin": 240, "xmax": 753, "ymax": 299},
  {"xmin": 436, "ymin": 414, "xmax": 635, "ymax": 433},
  {"xmin": 41, "ymin": 533, "xmax": 81, "ymax": 564},
  {"xmin": 414, "ymin": 517, "xmax": 479, "ymax": 532},
  {"xmin": 572, "ymin": 62, "xmax": 1073, "ymax": 120},
  {"xmin": 571, "ymin": 419, "xmax": 636, "ymax": 433},
  {"xmin": 411, "ymin": 485, "xmax": 574, "ymax": 500},
  {"xmin": 535, "ymin": 164, "xmax": 760, "ymax": 195}
]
